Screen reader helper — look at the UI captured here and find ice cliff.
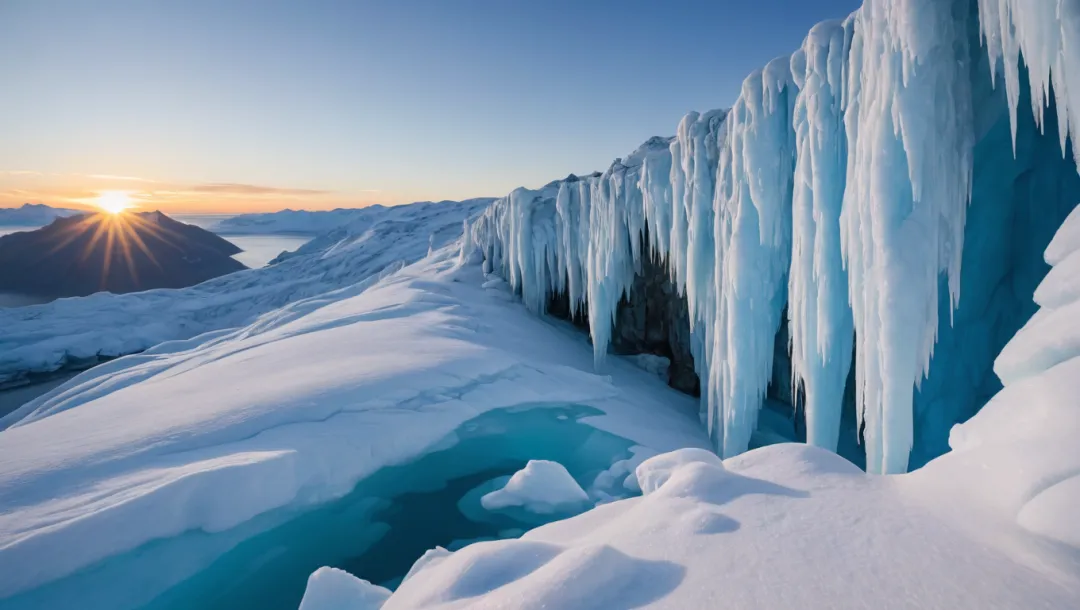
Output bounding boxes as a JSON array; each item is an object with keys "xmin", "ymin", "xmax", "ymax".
[{"xmin": 471, "ymin": 0, "xmax": 1080, "ymax": 473}]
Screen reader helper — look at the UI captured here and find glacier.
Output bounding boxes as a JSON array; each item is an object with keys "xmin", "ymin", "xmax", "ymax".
[{"xmin": 473, "ymin": 0, "xmax": 1080, "ymax": 473}]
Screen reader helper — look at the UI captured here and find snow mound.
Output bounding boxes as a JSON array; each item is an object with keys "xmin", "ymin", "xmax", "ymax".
[
  {"xmin": 385, "ymin": 540, "xmax": 684, "ymax": 610},
  {"xmin": 634, "ymin": 448, "xmax": 724, "ymax": 495},
  {"xmin": 480, "ymin": 460, "xmax": 590, "ymax": 515},
  {"xmin": 298, "ymin": 567, "xmax": 390, "ymax": 610}
]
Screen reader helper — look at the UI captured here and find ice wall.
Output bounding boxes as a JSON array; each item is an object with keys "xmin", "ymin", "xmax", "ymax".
[{"xmin": 472, "ymin": 0, "xmax": 1080, "ymax": 473}]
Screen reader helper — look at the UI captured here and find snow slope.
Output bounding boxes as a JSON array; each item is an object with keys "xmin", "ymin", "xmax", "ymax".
[
  {"xmin": 0, "ymin": 199, "xmax": 492, "ymax": 390},
  {"xmin": 211, "ymin": 201, "xmax": 492, "ymax": 235},
  {"xmin": 0, "ymin": 242, "xmax": 707, "ymax": 605}
]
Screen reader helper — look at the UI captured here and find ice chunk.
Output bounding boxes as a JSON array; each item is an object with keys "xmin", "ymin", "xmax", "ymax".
[
  {"xmin": 480, "ymin": 460, "xmax": 590, "ymax": 514},
  {"xmin": 624, "ymin": 354, "xmax": 670, "ymax": 382},
  {"xmin": 589, "ymin": 446, "xmax": 660, "ymax": 498},
  {"xmin": 298, "ymin": 567, "xmax": 391, "ymax": 610}
]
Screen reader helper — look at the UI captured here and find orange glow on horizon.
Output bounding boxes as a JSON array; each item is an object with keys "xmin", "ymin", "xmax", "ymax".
[
  {"xmin": 0, "ymin": 171, "xmax": 415, "ymax": 214},
  {"xmin": 93, "ymin": 191, "xmax": 136, "ymax": 215}
]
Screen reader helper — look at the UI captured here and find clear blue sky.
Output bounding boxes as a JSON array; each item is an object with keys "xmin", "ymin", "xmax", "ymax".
[{"xmin": 0, "ymin": 0, "xmax": 861, "ymax": 212}]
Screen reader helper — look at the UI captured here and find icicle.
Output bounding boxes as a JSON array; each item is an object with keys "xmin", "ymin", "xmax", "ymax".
[
  {"xmin": 709, "ymin": 57, "xmax": 800, "ymax": 458},
  {"xmin": 788, "ymin": 19, "xmax": 855, "ymax": 453},
  {"xmin": 977, "ymin": 0, "xmax": 1080, "ymax": 166},
  {"xmin": 640, "ymin": 140, "xmax": 675, "ymax": 260},
  {"xmin": 841, "ymin": 0, "xmax": 974, "ymax": 474}
]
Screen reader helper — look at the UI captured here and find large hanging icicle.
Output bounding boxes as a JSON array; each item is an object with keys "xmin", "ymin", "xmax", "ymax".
[
  {"xmin": 670, "ymin": 110, "xmax": 728, "ymax": 328},
  {"xmin": 977, "ymin": 0, "xmax": 1080, "ymax": 164},
  {"xmin": 841, "ymin": 0, "xmax": 975, "ymax": 474},
  {"xmin": 788, "ymin": 19, "xmax": 855, "ymax": 453},
  {"xmin": 587, "ymin": 159, "xmax": 644, "ymax": 367},
  {"xmin": 640, "ymin": 139, "xmax": 675, "ymax": 260},
  {"xmin": 710, "ymin": 57, "xmax": 799, "ymax": 458},
  {"xmin": 555, "ymin": 176, "xmax": 592, "ymax": 314}
]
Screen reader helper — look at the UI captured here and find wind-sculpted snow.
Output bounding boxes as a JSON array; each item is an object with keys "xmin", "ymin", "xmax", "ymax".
[
  {"xmin": 473, "ymin": 0, "xmax": 1080, "ymax": 473},
  {"xmin": 922, "ymin": 211, "xmax": 1080, "ymax": 550},
  {"xmin": 0, "ymin": 199, "xmax": 492, "ymax": 389}
]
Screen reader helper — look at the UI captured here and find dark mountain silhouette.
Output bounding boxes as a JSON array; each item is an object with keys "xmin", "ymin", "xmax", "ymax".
[{"xmin": 0, "ymin": 211, "xmax": 247, "ymax": 299}]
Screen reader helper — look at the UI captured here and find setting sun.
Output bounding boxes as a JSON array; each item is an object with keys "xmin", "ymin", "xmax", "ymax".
[{"xmin": 95, "ymin": 191, "xmax": 134, "ymax": 215}]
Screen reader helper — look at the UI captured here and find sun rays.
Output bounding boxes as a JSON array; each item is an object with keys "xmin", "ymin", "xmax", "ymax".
[{"xmin": 44, "ymin": 210, "xmax": 186, "ymax": 290}]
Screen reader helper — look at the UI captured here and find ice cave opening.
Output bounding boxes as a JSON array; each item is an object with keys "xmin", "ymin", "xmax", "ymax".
[{"xmin": 1, "ymin": 405, "xmax": 642, "ymax": 610}]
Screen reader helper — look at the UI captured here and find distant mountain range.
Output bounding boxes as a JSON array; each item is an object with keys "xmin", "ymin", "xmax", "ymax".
[
  {"xmin": 0, "ymin": 203, "xmax": 85, "ymax": 226},
  {"xmin": 0, "ymin": 210, "xmax": 246, "ymax": 299},
  {"xmin": 210, "ymin": 201, "xmax": 495, "ymax": 234},
  {"xmin": 211, "ymin": 207, "xmax": 382, "ymax": 234}
]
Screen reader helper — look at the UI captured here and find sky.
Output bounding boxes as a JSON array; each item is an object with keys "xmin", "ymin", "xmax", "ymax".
[{"xmin": 0, "ymin": 0, "xmax": 861, "ymax": 214}]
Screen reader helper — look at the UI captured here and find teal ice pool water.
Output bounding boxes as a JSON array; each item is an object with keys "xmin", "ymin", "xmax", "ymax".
[{"xmin": 4, "ymin": 404, "xmax": 639, "ymax": 610}]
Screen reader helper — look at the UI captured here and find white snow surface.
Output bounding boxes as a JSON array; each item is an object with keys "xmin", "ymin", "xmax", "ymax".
[
  {"xmin": 480, "ymin": 460, "xmax": 590, "ymax": 515},
  {"xmin": 209, "ymin": 204, "xmax": 486, "ymax": 235},
  {"xmin": 0, "ymin": 198, "xmax": 492, "ymax": 390},
  {"xmin": 378, "ymin": 444, "xmax": 1079, "ymax": 609},
  {"xmin": 298, "ymin": 567, "xmax": 390, "ymax": 610},
  {"xmin": 0, "ymin": 243, "xmax": 707, "ymax": 600}
]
